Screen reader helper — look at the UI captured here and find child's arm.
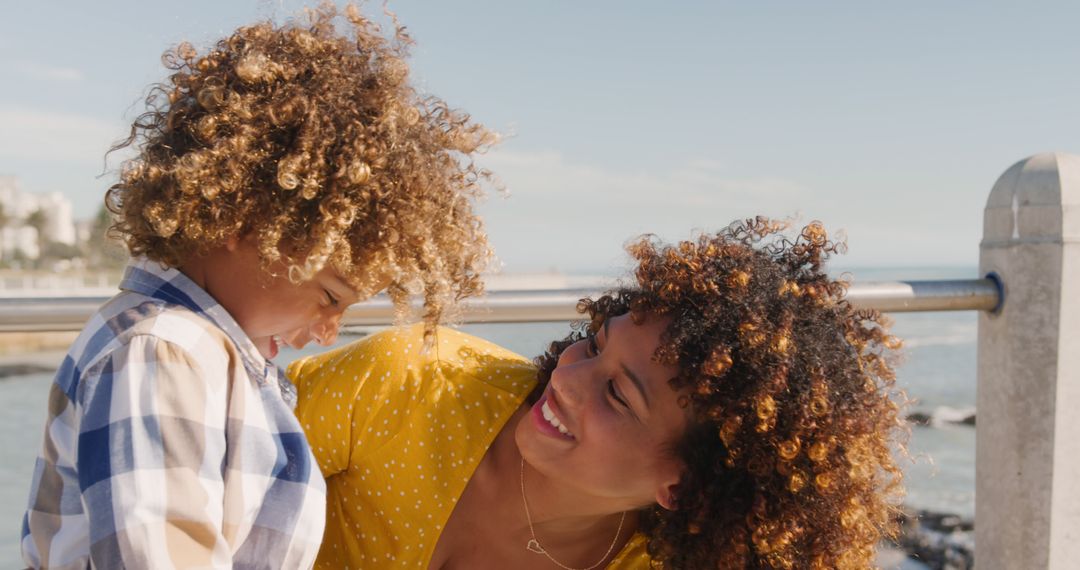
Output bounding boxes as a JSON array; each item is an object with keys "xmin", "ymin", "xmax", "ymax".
[{"xmin": 75, "ymin": 334, "xmax": 233, "ymax": 568}]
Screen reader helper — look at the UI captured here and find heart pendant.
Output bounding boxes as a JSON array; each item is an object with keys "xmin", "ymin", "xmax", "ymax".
[{"xmin": 526, "ymin": 539, "xmax": 546, "ymax": 554}]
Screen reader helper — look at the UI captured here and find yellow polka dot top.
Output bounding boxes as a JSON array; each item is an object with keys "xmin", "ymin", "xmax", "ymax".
[{"xmin": 289, "ymin": 324, "xmax": 651, "ymax": 569}]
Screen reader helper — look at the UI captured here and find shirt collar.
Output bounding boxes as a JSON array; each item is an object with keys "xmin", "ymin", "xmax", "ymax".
[{"xmin": 119, "ymin": 258, "xmax": 295, "ymax": 405}]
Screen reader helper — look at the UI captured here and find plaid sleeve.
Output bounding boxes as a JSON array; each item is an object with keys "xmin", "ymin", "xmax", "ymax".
[{"xmin": 76, "ymin": 334, "xmax": 234, "ymax": 568}]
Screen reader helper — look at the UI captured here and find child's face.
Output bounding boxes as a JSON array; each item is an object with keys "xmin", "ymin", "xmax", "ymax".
[{"xmin": 204, "ymin": 239, "xmax": 381, "ymax": 360}]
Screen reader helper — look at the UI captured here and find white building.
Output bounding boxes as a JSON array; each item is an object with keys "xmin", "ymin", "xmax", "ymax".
[
  {"xmin": 0, "ymin": 175, "xmax": 79, "ymax": 260},
  {"xmin": 0, "ymin": 175, "xmax": 16, "ymax": 207},
  {"xmin": 1, "ymin": 226, "xmax": 40, "ymax": 260},
  {"xmin": 38, "ymin": 192, "xmax": 77, "ymax": 245}
]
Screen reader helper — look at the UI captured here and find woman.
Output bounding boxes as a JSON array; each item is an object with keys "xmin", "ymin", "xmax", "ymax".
[{"xmin": 290, "ymin": 218, "xmax": 905, "ymax": 569}]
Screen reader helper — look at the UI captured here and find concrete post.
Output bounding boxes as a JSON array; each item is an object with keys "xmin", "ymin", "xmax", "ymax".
[{"xmin": 978, "ymin": 152, "xmax": 1080, "ymax": 569}]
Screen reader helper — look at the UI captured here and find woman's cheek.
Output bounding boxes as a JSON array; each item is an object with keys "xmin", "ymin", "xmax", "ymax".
[{"xmin": 586, "ymin": 403, "xmax": 624, "ymax": 443}]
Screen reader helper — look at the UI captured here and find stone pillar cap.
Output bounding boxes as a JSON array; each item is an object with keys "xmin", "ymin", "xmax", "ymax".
[{"xmin": 983, "ymin": 152, "xmax": 1080, "ymax": 244}]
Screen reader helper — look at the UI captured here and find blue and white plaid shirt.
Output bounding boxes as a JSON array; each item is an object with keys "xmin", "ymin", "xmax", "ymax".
[{"xmin": 21, "ymin": 259, "xmax": 326, "ymax": 569}]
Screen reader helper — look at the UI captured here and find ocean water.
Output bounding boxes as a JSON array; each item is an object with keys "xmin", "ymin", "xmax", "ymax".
[{"xmin": 0, "ymin": 269, "xmax": 978, "ymax": 566}]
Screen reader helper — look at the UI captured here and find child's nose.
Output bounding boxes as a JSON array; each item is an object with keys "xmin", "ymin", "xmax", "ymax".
[{"xmin": 311, "ymin": 314, "xmax": 342, "ymax": 346}]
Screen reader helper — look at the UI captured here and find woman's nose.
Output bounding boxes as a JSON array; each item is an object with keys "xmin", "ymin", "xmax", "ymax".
[{"xmin": 549, "ymin": 362, "xmax": 588, "ymax": 409}]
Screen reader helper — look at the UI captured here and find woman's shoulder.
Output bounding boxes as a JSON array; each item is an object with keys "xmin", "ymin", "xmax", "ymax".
[
  {"xmin": 292, "ymin": 323, "xmax": 540, "ymax": 486},
  {"xmin": 608, "ymin": 532, "xmax": 652, "ymax": 568},
  {"xmin": 289, "ymin": 323, "xmax": 536, "ymax": 390},
  {"xmin": 289, "ymin": 324, "xmax": 539, "ymax": 467}
]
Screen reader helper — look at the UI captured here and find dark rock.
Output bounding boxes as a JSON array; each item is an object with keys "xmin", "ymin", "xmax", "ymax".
[
  {"xmin": 891, "ymin": 507, "xmax": 975, "ymax": 570},
  {"xmin": 904, "ymin": 410, "xmax": 976, "ymax": 428},
  {"xmin": 0, "ymin": 363, "xmax": 55, "ymax": 379},
  {"xmin": 907, "ymin": 412, "xmax": 933, "ymax": 426}
]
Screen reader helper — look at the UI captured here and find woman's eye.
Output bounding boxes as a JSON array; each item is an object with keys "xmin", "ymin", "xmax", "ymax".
[
  {"xmin": 324, "ymin": 290, "xmax": 339, "ymax": 307},
  {"xmin": 608, "ymin": 379, "xmax": 629, "ymax": 408}
]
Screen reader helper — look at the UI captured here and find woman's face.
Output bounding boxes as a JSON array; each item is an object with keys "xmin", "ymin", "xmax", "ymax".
[{"xmin": 515, "ymin": 312, "xmax": 688, "ymax": 511}]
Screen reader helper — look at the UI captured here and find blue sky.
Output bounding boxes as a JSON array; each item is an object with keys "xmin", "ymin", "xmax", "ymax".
[{"xmin": 1, "ymin": 1, "xmax": 1077, "ymax": 272}]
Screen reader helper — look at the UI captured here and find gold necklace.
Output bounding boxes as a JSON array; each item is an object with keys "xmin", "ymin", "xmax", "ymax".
[{"xmin": 519, "ymin": 457, "xmax": 627, "ymax": 570}]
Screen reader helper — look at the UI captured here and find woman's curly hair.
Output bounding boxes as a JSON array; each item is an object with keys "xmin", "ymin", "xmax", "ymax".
[
  {"xmin": 106, "ymin": 3, "xmax": 495, "ymax": 325},
  {"xmin": 534, "ymin": 217, "xmax": 905, "ymax": 569}
]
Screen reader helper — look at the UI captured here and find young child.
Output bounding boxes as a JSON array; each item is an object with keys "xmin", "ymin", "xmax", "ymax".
[{"xmin": 21, "ymin": 5, "xmax": 494, "ymax": 568}]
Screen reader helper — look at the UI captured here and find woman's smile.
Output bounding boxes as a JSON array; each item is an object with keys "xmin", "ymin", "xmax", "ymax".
[{"xmin": 531, "ymin": 392, "xmax": 576, "ymax": 440}]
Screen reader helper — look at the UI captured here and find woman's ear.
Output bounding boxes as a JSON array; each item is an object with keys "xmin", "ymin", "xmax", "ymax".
[
  {"xmin": 655, "ymin": 482, "xmax": 679, "ymax": 511},
  {"xmin": 654, "ymin": 456, "xmax": 683, "ymax": 511}
]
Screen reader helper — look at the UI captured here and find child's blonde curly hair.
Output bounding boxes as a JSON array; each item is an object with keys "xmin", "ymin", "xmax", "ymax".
[{"xmin": 107, "ymin": 3, "xmax": 495, "ymax": 326}]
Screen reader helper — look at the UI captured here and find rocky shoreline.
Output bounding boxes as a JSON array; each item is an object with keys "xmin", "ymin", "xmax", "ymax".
[
  {"xmin": 905, "ymin": 408, "xmax": 976, "ymax": 427},
  {"xmin": 0, "ymin": 348, "xmax": 68, "ymax": 379},
  {"xmin": 893, "ymin": 507, "xmax": 975, "ymax": 569}
]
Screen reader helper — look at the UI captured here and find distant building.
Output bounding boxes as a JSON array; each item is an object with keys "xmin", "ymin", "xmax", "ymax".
[
  {"xmin": 38, "ymin": 192, "xmax": 77, "ymax": 246},
  {"xmin": 0, "ymin": 175, "xmax": 78, "ymax": 261},
  {"xmin": 0, "ymin": 175, "xmax": 17, "ymax": 207},
  {"xmin": 1, "ymin": 226, "xmax": 40, "ymax": 260},
  {"xmin": 74, "ymin": 218, "xmax": 94, "ymax": 245}
]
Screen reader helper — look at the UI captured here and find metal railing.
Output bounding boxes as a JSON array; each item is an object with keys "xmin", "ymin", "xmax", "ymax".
[{"xmin": 0, "ymin": 277, "xmax": 1003, "ymax": 333}]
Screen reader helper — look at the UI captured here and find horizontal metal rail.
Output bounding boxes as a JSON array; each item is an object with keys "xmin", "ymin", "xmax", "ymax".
[
  {"xmin": 0, "ymin": 278, "xmax": 1002, "ymax": 333},
  {"xmin": 844, "ymin": 277, "xmax": 1002, "ymax": 313}
]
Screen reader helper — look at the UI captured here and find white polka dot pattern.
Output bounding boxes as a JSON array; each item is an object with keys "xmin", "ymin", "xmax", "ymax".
[{"xmin": 289, "ymin": 324, "xmax": 651, "ymax": 568}]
